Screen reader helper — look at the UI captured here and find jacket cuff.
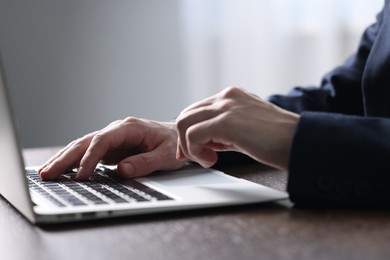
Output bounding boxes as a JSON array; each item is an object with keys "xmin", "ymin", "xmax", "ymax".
[{"xmin": 287, "ymin": 112, "xmax": 390, "ymax": 207}]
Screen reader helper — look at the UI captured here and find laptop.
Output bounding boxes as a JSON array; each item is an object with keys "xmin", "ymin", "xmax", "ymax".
[{"xmin": 0, "ymin": 45, "xmax": 288, "ymax": 225}]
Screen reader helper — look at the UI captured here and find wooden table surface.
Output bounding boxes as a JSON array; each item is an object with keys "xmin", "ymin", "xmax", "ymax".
[{"xmin": 0, "ymin": 147, "xmax": 389, "ymax": 260}]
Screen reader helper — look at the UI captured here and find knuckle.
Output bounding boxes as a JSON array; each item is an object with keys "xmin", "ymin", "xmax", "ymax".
[
  {"xmin": 123, "ymin": 116, "xmax": 140, "ymax": 124},
  {"xmin": 72, "ymin": 136, "xmax": 88, "ymax": 148},
  {"xmin": 91, "ymin": 133, "xmax": 106, "ymax": 145},
  {"xmin": 218, "ymin": 99, "xmax": 236, "ymax": 111},
  {"xmin": 108, "ymin": 119, "xmax": 122, "ymax": 126},
  {"xmin": 221, "ymin": 86, "xmax": 242, "ymax": 98},
  {"xmin": 122, "ymin": 117, "xmax": 147, "ymax": 129},
  {"xmin": 175, "ymin": 117, "xmax": 185, "ymax": 130},
  {"xmin": 140, "ymin": 155, "xmax": 153, "ymax": 167}
]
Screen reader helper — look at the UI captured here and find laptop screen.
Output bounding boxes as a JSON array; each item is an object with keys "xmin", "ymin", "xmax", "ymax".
[{"xmin": 0, "ymin": 43, "xmax": 36, "ymax": 223}]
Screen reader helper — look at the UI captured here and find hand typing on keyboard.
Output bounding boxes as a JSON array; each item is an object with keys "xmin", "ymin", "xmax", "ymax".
[
  {"xmin": 38, "ymin": 118, "xmax": 187, "ymax": 181},
  {"xmin": 39, "ymin": 87, "xmax": 298, "ymax": 182}
]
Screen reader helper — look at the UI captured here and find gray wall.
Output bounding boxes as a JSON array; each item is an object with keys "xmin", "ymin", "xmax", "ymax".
[{"xmin": 0, "ymin": 0, "xmax": 186, "ymax": 148}]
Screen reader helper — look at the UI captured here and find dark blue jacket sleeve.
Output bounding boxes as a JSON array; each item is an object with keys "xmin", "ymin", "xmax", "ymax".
[
  {"xmin": 218, "ymin": 4, "xmax": 390, "ymax": 207},
  {"xmin": 268, "ymin": 9, "xmax": 383, "ymax": 116},
  {"xmin": 272, "ymin": 5, "xmax": 390, "ymax": 207},
  {"xmin": 288, "ymin": 112, "xmax": 390, "ymax": 207}
]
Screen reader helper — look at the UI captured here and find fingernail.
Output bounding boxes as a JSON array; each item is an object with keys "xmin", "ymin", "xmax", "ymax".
[
  {"xmin": 199, "ymin": 162, "xmax": 211, "ymax": 168},
  {"xmin": 38, "ymin": 166, "xmax": 49, "ymax": 178},
  {"xmin": 75, "ymin": 166, "xmax": 85, "ymax": 180},
  {"xmin": 199, "ymin": 159, "xmax": 213, "ymax": 168},
  {"xmin": 38, "ymin": 166, "xmax": 47, "ymax": 173}
]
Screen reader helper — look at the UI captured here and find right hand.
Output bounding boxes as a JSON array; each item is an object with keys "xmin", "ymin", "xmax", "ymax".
[
  {"xmin": 38, "ymin": 117, "xmax": 186, "ymax": 181},
  {"xmin": 175, "ymin": 86, "xmax": 299, "ymax": 171}
]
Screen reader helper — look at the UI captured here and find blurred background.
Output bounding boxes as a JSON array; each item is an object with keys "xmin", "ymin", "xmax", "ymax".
[{"xmin": 0, "ymin": 0, "xmax": 384, "ymax": 148}]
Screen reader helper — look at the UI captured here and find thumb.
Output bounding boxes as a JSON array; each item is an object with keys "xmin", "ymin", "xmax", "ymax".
[{"xmin": 116, "ymin": 150, "xmax": 174, "ymax": 178}]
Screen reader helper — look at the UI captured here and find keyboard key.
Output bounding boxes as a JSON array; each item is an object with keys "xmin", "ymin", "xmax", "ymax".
[{"xmin": 26, "ymin": 167, "xmax": 174, "ymax": 208}]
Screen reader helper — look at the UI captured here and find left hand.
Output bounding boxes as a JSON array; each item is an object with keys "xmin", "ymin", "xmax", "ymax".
[
  {"xmin": 175, "ymin": 86, "xmax": 299, "ymax": 171},
  {"xmin": 39, "ymin": 118, "xmax": 185, "ymax": 180}
]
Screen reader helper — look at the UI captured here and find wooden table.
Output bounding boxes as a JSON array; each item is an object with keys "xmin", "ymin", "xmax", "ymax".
[{"xmin": 0, "ymin": 147, "xmax": 389, "ymax": 260}]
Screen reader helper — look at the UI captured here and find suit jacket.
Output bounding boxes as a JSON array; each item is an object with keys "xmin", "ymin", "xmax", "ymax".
[{"xmin": 268, "ymin": 0, "xmax": 390, "ymax": 207}]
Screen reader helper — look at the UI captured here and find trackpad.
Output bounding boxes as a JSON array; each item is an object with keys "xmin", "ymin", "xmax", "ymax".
[{"xmin": 147, "ymin": 169, "xmax": 239, "ymax": 187}]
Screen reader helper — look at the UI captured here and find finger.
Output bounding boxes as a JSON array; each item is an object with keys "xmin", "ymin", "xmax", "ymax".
[
  {"xmin": 178, "ymin": 94, "xmax": 217, "ymax": 117},
  {"xmin": 176, "ymin": 105, "xmax": 220, "ymax": 160},
  {"xmin": 74, "ymin": 120, "xmax": 145, "ymax": 180},
  {"xmin": 184, "ymin": 116, "xmax": 232, "ymax": 167},
  {"xmin": 38, "ymin": 130, "xmax": 99, "ymax": 173},
  {"xmin": 38, "ymin": 140, "xmax": 78, "ymax": 172},
  {"xmin": 39, "ymin": 134, "xmax": 97, "ymax": 180},
  {"xmin": 179, "ymin": 86, "xmax": 250, "ymax": 117},
  {"xmin": 117, "ymin": 145, "xmax": 181, "ymax": 178},
  {"xmin": 75, "ymin": 132, "xmax": 117, "ymax": 180}
]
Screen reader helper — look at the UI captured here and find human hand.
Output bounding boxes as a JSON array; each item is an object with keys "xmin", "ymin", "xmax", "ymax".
[
  {"xmin": 38, "ymin": 118, "xmax": 186, "ymax": 180},
  {"xmin": 176, "ymin": 86, "xmax": 299, "ymax": 171}
]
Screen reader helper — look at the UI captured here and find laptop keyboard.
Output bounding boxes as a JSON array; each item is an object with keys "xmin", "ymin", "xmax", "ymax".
[{"xmin": 26, "ymin": 166, "xmax": 173, "ymax": 207}]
